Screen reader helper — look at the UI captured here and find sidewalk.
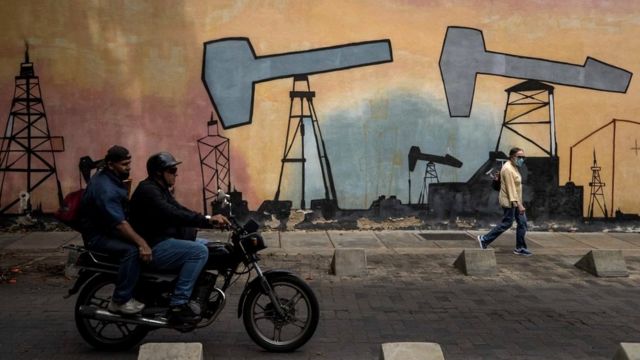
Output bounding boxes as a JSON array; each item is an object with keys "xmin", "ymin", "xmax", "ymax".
[{"xmin": 1, "ymin": 229, "xmax": 639, "ymax": 257}]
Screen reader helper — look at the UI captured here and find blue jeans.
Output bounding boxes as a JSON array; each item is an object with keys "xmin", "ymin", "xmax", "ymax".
[
  {"xmin": 86, "ymin": 235, "xmax": 140, "ymax": 304},
  {"xmin": 151, "ymin": 238, "xmax": 209, "ymax": 306},
  {"xmin": 482, "ymin": 207, "xmax": 528, "ymax": 249}
]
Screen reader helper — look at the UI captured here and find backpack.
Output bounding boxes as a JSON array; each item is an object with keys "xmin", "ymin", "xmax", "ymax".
[
  {"xmin": 491, "ymin": 177, "xmax": 500, "ymax": 191},
  {"xmin": 54, "ymin": 189, "xmax": 85, "ymax": 229},
  {"xmin": 490, "ymin": 170, "xmax": 501, "ymax": 191}
]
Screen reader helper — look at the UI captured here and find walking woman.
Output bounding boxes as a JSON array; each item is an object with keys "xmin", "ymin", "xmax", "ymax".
[{"xmin": 477, "ymin": 147, "xmax": 532, "ymax": 256}]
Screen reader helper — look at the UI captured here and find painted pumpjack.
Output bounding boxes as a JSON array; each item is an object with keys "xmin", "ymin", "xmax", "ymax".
[
  {"xmin": 428, "ymin": 80, "xmax": 583, "ymax": 220},
  {"xmin": 259, "ymin": 75, "xmax": 339, "ymax": 220},
  {"xmin": 407, "ymin": 146, "xmax": 462, "ymax": 206}
]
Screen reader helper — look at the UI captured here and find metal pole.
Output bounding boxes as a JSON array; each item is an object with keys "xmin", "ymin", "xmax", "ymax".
[
  {"xmin": 300, "ymin": 103, "xmax": 306, "ymax": 209},
  {"xmin": 549, "ymin": 92, "xmax": 557, "ymax": 157},
  {"xmin": 611, "ymin": 120, "xmax": 616, "ymax": 216},
  {"xmin": 568, "ymin": 146, "xmax": 573, "ymax": 182}
]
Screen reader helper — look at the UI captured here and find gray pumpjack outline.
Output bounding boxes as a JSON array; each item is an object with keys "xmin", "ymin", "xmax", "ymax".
[
  {"xmin": 202, "ymin": 38, "xmax": 393, "ymax": 129},
  {"xmin": 439, "ymin": 26, "xmax": 633, "ymax": 118}
]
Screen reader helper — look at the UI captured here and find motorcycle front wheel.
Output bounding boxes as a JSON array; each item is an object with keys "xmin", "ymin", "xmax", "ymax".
[
  {"xmin": 74, "ymin": 274, "xmax": 149, "ymax": 351},
  {"xmin": 242, "ymin": 273, "xmax": 319, "ymax": 352}
]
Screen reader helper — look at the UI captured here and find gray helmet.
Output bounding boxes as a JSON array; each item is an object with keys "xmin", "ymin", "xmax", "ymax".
[{"xmin": 146, "ymin": 152, "xmax": 182, "ymax": 176}]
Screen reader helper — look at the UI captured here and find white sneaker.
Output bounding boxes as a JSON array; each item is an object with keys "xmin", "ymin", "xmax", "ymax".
[
  {"xmin": 130, "ymin": 299, "xmax": 145, "ymax": 311},
  {"xmin": 108, "ymin": 298, "xmax": 145, "ymax": 315},
  {"xmin": 513, "ymin": 248, "xmax": 533, "ymax": 256}
]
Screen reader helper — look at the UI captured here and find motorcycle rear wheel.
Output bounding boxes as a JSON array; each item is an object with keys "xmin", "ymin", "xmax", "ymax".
[
  {"xmin": 74, "ymin": 274, "xmax": 149, "ymax": 351},
  {"xmin": 242, "ymin": 273, "xmax": 319, "ymax": 352}
]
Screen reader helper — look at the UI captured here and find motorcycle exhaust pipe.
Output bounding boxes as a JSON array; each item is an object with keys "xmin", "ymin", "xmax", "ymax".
[
  {"xmin": 78, "ymin": 306, "xmax": 168, "ymax": 328},
  {"xmin": 196, "ymin": 288, "xmax": 226, "ymax": 328}
]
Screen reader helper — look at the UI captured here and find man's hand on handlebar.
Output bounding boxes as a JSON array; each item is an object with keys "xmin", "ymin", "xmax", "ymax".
[{"xmin": 209, "ymin": 214, "xmax": 232, "ymax": 229}]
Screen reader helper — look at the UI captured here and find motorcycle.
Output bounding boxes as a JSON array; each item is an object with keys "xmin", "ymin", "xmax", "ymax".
[{"xmin": 63, "ymin": 191, "xmax": 319, "ymax": 352}]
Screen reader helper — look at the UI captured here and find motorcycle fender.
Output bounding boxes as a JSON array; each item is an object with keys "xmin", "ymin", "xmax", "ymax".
[
  {"xmin": 237, "ymin": 269, "xmax": 295, "ymax": 318},
  {"xmin": 64, "ymin": 269, "xmax": 99, "ymax": 299}
]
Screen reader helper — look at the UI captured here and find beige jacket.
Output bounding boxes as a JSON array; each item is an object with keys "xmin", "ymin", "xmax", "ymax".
[{"xmin": 498, "ymin": 160, "xmax": 522, "ymax": 208}]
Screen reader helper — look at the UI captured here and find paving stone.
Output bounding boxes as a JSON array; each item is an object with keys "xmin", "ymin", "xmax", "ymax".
[
  {"xmin": 6, "ymin": 231, "xmax": 79, "ymax": 250},
  {"xmin": 375, "ymin": 231, "xmax": 439, "ymax": 248},
  {"xmin": 0, "ymin": 233, "xmax": 23, "ymax": 249},
  {"xmin": 564, "ymin": 233, "xmax": 638, "ymax": 249},
  {"xmin": 526, "ymin": 232, "xmax": 589, "ymax": 248},
  {"xmin": 260, "ymin": 231, "xmax": 280, "ymax": 247},
  {"xmin": 393, "ymin": 247, "xmax": 461, "ymax": 255},
  {"xmin": 328, "ymin": 231, "xmax": 385, "ymax": 249},
  {"xmin": 281, "ymin": 231, "xmax": 332, "ymax": 248},
  {"xmin": 417, "ymin": 231, "xmax": 473, "ymax": 241},
  {"xmin": 331, "ymin": 248, "xmax": 367, "ymax": 276},
  {"xmin": 605, "ymin": 233, "xmax": 640, "ymax": 247},
  {"xmin": 433, "ymin": 240, "xmax": 478, "ymax": 248}
]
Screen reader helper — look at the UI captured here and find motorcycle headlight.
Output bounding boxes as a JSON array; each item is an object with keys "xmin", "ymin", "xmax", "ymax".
[{"xmin": 241, "ymin": 234, "xmax": 266, "ymax": 252}]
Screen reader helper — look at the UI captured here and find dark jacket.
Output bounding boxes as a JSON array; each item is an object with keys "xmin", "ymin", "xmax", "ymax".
[{"xmin": 129, "ymin": 178, "xmax": 211, "ymax": 246}]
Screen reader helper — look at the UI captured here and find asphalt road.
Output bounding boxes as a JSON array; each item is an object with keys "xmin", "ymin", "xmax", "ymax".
[{"xmin": 1, "ymin": 252, "xmax": 640, "ymax": 359}]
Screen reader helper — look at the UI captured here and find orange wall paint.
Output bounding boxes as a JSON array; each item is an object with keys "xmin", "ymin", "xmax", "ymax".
[{"xmin": 0, "ymin": 0, "xmax": 639, "ymax": 216}]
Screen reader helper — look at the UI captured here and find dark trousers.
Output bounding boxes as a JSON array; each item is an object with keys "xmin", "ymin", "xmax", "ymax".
[
  {"xmin": 483, "ymin": 206, "xmax": 528, "ymax": 249},
  {"xmin": 86, "ymin": 235, "xmax": 140, "ymax": 304}
]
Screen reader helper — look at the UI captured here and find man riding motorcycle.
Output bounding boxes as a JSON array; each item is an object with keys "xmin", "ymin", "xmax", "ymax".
[
  {"xmin": 78, "ymin": 145, "xmax": 152, "ymax": 315},
  {"xmin": 68, "ymin": 150, "xmax": 319, "ymax": 352},
  {"xmin": 129, "ymin": 151, "xmax": 229, "ymax": 324}
]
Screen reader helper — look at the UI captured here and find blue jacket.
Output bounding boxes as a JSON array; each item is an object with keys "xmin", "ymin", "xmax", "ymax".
[{"xmin": 78, "ymin": 169, "xmax": 129, "ymax": 242}]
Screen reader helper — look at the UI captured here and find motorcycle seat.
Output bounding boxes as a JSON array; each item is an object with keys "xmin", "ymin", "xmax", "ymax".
[{"xmin": 75, "ymin": 248, "xmax": 191, "ymax": 277}]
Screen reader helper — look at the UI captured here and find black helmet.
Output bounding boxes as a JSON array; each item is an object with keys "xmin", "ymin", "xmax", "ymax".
[{"xmin": 146, "ymin": 152, "xmax": 182, "ymax": 176}]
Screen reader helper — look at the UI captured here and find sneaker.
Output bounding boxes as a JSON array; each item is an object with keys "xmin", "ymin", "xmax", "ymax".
[
  {"xmin": 513, "ymin": 248, "xmax": 533, "ymax": 256},
  {"xmin": 108, "ymin": 298, "xmax": 145, "ymax": 315},
  {"xmin": 168, "ymin": 302, "xmax": 202, "ymax": 324},
  {"xmin": 476, "ymin": 235, "xmax": 487, "ymax": 249}
]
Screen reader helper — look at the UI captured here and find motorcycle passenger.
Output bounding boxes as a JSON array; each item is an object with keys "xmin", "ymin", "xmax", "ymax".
[
  {"xmin": 129, "ymin": 151, "xmax": 229, "ymax": 324},
  {"xmin": 78, "ymin": 145, "xmax": 153, "ymax": 315}
]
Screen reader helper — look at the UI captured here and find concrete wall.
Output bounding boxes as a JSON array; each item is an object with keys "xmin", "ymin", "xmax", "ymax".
[{"xmin": 0, "ymin": 1, "xmax": 638, "ymax": 223}]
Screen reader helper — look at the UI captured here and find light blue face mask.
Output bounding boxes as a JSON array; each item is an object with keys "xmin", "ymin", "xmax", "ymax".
[{"xmin": 515, "ymin": 158, "xmax": 525, "ymax": 167}]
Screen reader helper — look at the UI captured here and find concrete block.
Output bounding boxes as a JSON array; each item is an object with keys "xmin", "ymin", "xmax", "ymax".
[
  {"xmin": 574, "ymin": 250, "xmax": 628, "ymax": 277},
  {"xmin": 613, "ymin": 342, "xmax": 640, "ymax": 360},
  {"xmin": 331, "ymin": 248, "xmax": 367, "ymax": 276},
  {"xmin": 453, "ymin": 249, "xmax": 497, "ymax": 276},
  {"xmin": 138, "ymin": 342, "xmax": 203, "ymax": 360},
  {"xmin": 379, "ymin": 342, "xmax": 445, "ymax": 360}
]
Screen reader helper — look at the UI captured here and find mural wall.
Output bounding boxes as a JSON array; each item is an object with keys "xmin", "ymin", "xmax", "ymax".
[{"xmin": 1, "ymin": 1, "xmax": 639, "ymax": 228}]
